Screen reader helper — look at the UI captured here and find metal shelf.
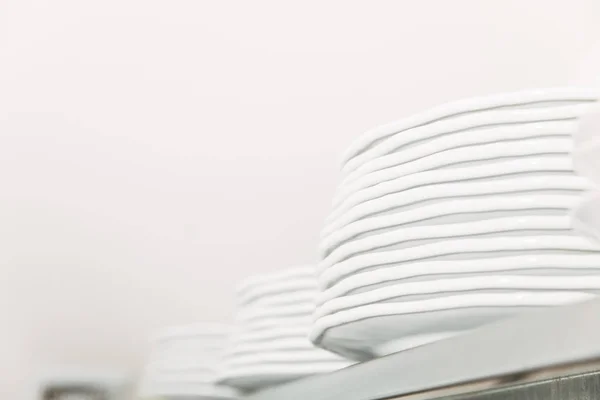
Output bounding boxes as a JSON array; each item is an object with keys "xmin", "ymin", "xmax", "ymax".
[{"xmin": 246, "ymin": 298, "xmax": 600, "ymax": 400}]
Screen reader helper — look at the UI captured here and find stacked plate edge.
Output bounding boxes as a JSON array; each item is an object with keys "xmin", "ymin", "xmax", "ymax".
[
  {"xmin": 217, "ymin": 266, "xmax": 352, "ymax": 392},
  {"xmin": 138, "ymin": 323, "xmax": 238, "ymax": 400},
  {"xmin": 310, "ymin": 87, "xmax": 600, "ymax": 361}
]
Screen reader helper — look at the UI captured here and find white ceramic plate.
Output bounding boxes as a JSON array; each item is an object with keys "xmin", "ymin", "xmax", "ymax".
[
  {"xmin": 222, "ymin": 350, "xmax": 344, "ymax": 368},
  {"xmin": 315, "ymin": 275, "xmax": 600, "ymax": 319},
  {"xmin": 321, "ymin": 175, "xmax": 590, "ymax": 240},
  {"xmin": 142, "ymin": 367, "xmax": 216, "ymax": 382},
  {"xmin": 229, "ymin": 328, "xmax": 311, "ymax": 346},
  {"xmin": 319, "ymin": 235, "xmax": 600, "ymax": 288},
  {"xmin": 232, "ymin": 315, "xmax": 313, "ymax": 333},
  {"xmin": 148, "ymin": 324, "xmax": 230, "ymax": 375},
  {"xmin": 236, "ymin": 279, "xmax": 317, "ymax": 306},
  {"xmin": 321, "ymin": 195, "xmax": 580, "ymax": 257},
  {"xmin": 235, "ymin": 302, "xmax": 315, "ymax": 323},
  {"xmin": 148, "ymin": 350, "xmax": 225, "ymax": 368},
  {"xmin": 224, "ymin": 338, "xmax": 321, "ymax": 356},
  {"xmin": 151, "ymin": 338, "xmax": 227, "ymax": 350},
  {"xmin": 310, "ymin": 291, "xmax": 596, "ymax": 360},
  {"xmin": 340, "ymin": 88, "xmax": 597, "ymax": 164},
  {"xmin": 342, "ymin": 102, "xmax": 596, "ymax": 175},
  {"xmin": 138, "ymin": 380, "xmax": 239, "ymax": 399},
  {"xmin": 326, "ymin": 156, "xmax": 574, "ymax": 230},
  {"xmin": 238, "ymin": 289, "xmax": 318, "ymax": 310},
  {"xmin": 334, "ymin": 135, "xmax": 572, "ymax": 206},
  {"xmin": 227, "ymin": 335, "xmax": 316, "ymax": 351},
  {"xmin": 321, "ymin": 215, "xmax": 572, "ymax": 269},
  {"xmin": 150, "ymin": 342, "xmax": 227, "ymax": 364},
  {"xmin": 339, "ymin": 120, "xmax": 577, "ymax": 188},
  {"xmin": 318, "ymin": 253, "xmax": 600, "ymax": 304},
  {"xmin": 217, "ymin": 362, "xmax": 351, "ymax": 391}
]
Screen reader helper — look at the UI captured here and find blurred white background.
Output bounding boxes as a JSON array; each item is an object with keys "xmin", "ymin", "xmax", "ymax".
[{"xmin": 1, "ymin": 0, "xmax": 599, "ymax": 398}]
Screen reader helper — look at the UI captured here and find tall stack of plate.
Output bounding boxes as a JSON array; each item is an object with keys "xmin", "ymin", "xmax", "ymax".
[
  {"xmin": 217, "ymin": 266, "xmax": 352, "ymax": 392},
  {"xmin": 138, "ymin": 323, "xmax": 238, "ymax": 400},
  {"xmin": 310, "ymin": 88, "xmax": 600, "ymax": 361}
]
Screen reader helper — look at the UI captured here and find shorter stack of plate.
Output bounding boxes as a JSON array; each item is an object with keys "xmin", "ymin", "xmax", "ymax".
[
  {"xmin": 310, "ymin": 88, "xmax": 600, "ymax": 361},
  {"xmin": 138, "ymin": 323, "xmax": 238, "ymax": 400},
  {"xmin": 217, "ymin": 266, "xmax": 352, "ymax": 392}
]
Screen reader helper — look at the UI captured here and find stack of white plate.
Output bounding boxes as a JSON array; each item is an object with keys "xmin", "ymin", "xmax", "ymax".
[
  {"xmin": 138, "ymin": 323, "xmax": 238, "ymax": 400},
  {"xmin": 217, "ymin": 266, "xmax": 352, "ymax": 392},
  {"xmin": 310, "ymin": 88, "xmax": 600, "ymax": 361}
]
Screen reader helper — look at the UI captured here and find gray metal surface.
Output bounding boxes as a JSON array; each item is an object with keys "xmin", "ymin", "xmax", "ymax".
[
  {"xmin": 246, "ymin": 298, "xmax": 600, "ymax": 400},
  {"xmin": 440, "ymin": 370, "xmax": 600, "ymax": 400}
]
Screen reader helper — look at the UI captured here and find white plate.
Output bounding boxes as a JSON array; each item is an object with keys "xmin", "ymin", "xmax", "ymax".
[
  {"xmin": 222, "ymin": 350, "xmax": 344, "ymax": 368},
  {"xmin": 340, "ymin": 88, "xmax": 597, "ymax": 164},
  {"xmin": 138, "ymin": 380, "xmax": 239, "ymax": 399},
  {"xmin": 148, "ymin": 324, "xmax": 230, "ymax": 378},
  {"xmin": 232, "ymin": 316, "xmax": 313, "ymax": 333},
  {"xmin": 339, "ymin": 120, "xmax": 577, "ymax": 188},
  {"xmin": 235, "ymin": 302, "xmax": 315, "ymax": 323},
  {"xmin": 230, "ymin": 322, "xmax": 312, "ymax": 343},
  {"xmin": 321, "ymin": 175, "xmax": 590, "ymax": 240},
  {"xmin": 342, "ymin": 102, "xmax": 596, "ymax": 175},
  {"xmin": 149, "ymin": 342, "xmax": 227, "ymax": 364},
  {"xmin": 224, "ymin": 338, "xmax": 322, "ymax": 356},
  {"xmin": 315, "ymin": 275, "xmax": 600, "ymax": 319},
  {"xmin": 147, "ymin": 347, "xmax": 226, "ymax": 369},
  {"xmin": 321, "ymin": 194, "xmax": 580, "ymax": 257},
  {"xmin": 318, "ymin": 253, "xmax": 600, "ymax": 304},
  {"xmin": 334, "ymin": 135, "xmax": 572, "ymax": 206},
  {"xmin": 217, "ymin": 362, "xmax": 351, "ymax": 391},
  {"xmin": 321, "ymin": 215, "xmax": 572, "ymax": 268},
  {"xmin": 142, "ymin": 368, "xmax": 216, "ymax": 382},
  {"xmin": 150, "ymin": 336, "xmax": 228, "ymax": 349},
  {"xmin": 310, "ymin": 291, "xmax": 596, "ymax": 360},
  {"xmin": 319, "ymin": 235, "xmax": 600, "ymax": 288},
  {"xmin": 238, "ymin": 289, "xmax": 318, "ymax": 310},
  {"xmin": 326, "ymin": 156, "xmax": 574, "ymax": 230},
  {"xmin": 236, "ymin": 278, "xmax": 315, "ymax": 306}
]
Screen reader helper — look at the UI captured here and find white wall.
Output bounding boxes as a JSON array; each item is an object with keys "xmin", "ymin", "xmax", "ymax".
[{"xmin": 1, "ymin": 0, "xmax": 599, "ymax": 398}]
